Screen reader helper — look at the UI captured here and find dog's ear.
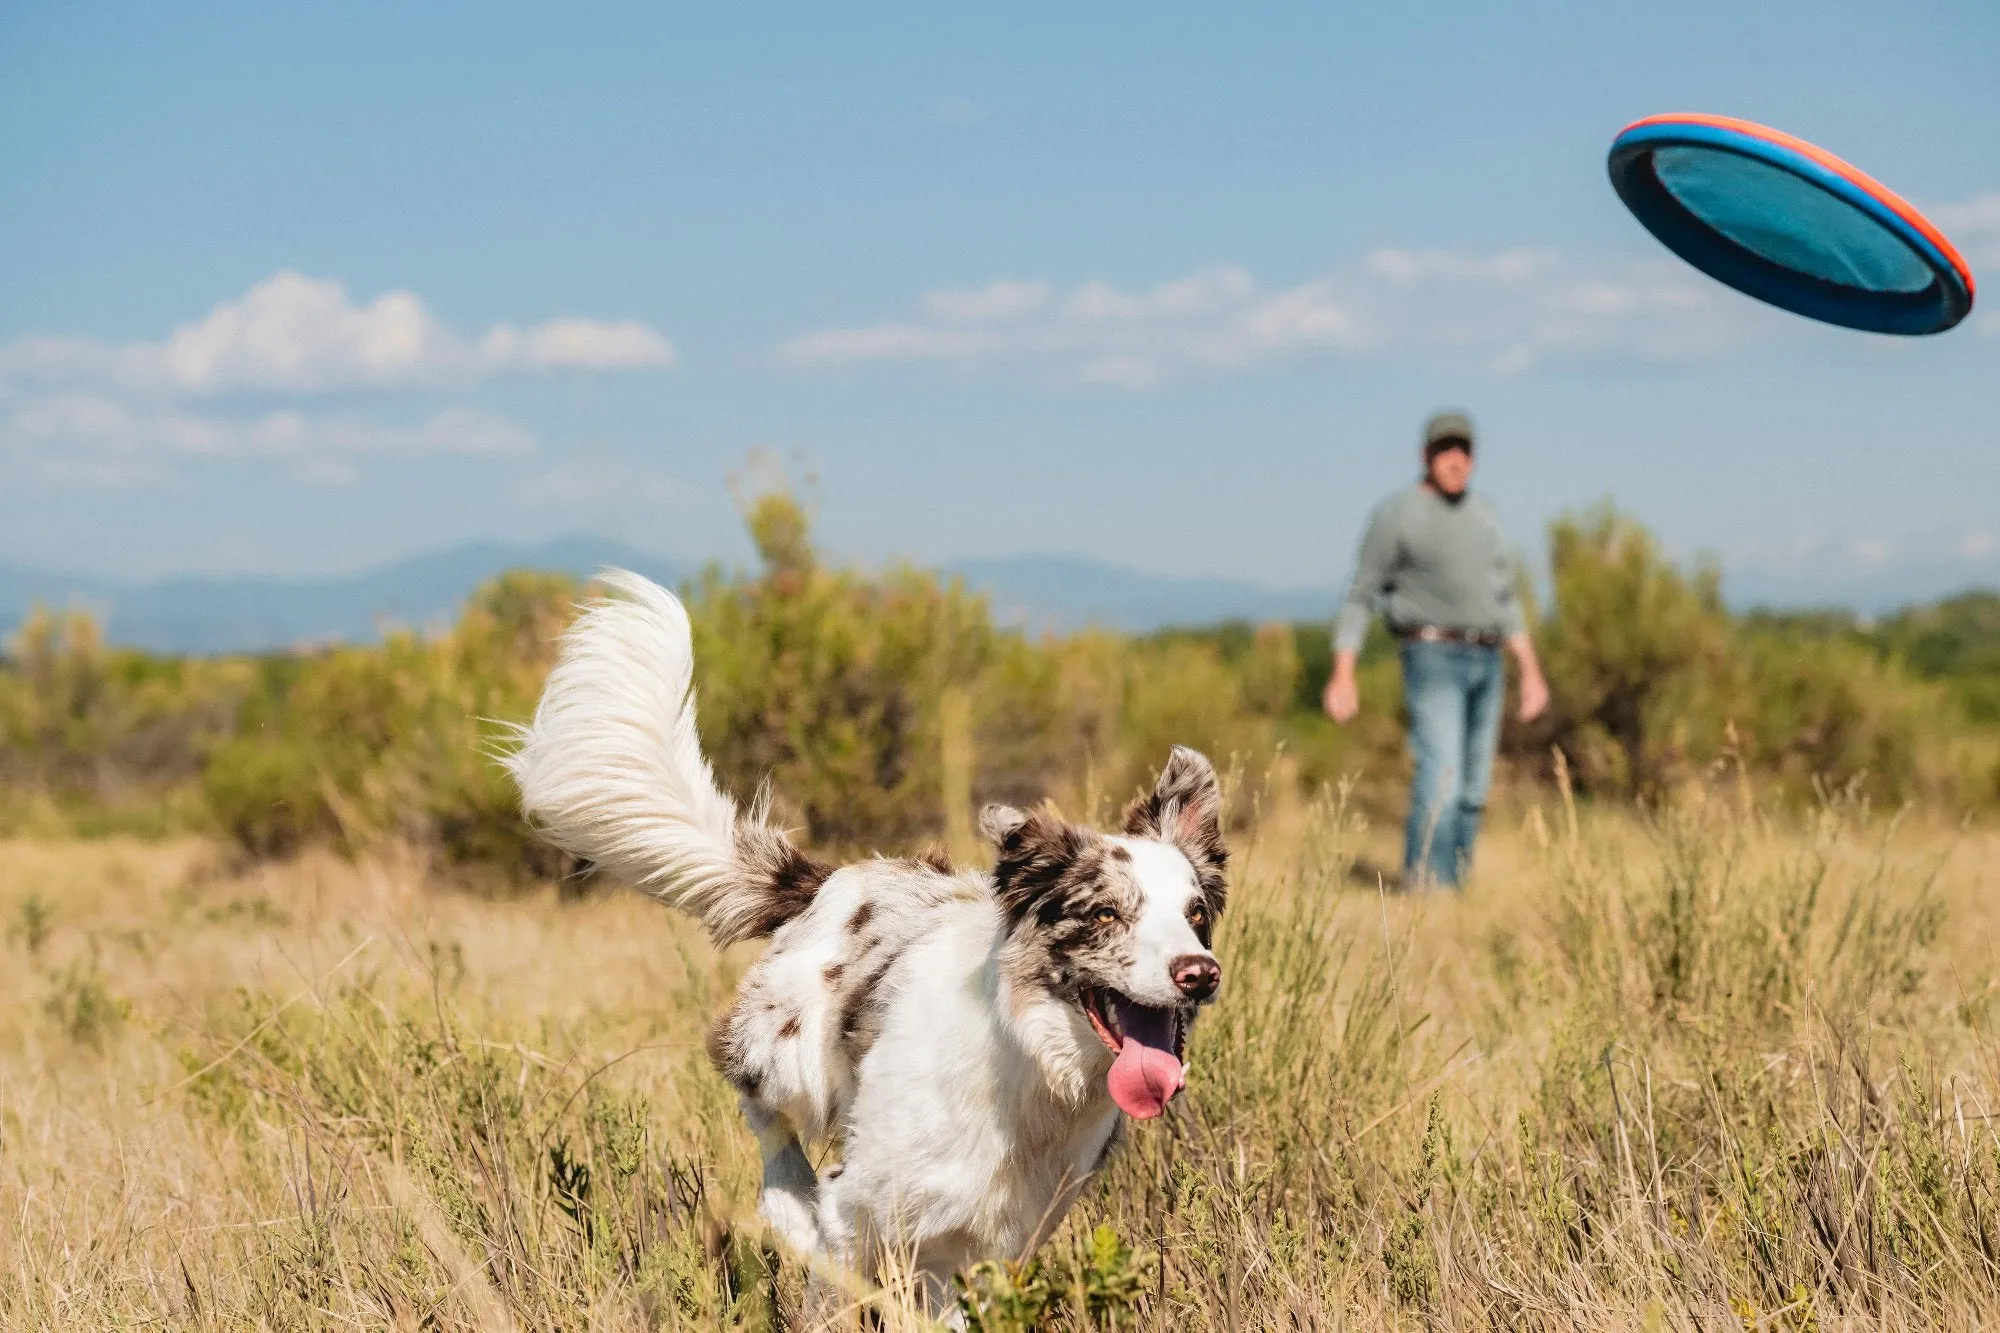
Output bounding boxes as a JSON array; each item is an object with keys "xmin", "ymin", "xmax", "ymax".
[
  {"xmin": 1123, "ymin": 746, "xmax": 1228, "ymax": 908},
  {"xmin": 1123, "ymin": 746, "xmax": 1221, "ymax": 843},
  {"xmin": 986, "ymin": 805, "xmax": 1091, "ymax": 923},
  {"xmin": 979, "ymin": 803, "xmax": 1031, "ymax": 848}
]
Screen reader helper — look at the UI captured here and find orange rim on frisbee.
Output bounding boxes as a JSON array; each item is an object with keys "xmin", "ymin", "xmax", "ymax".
[{"xmin": 1608, "ymin": 114, "xmax": 1975, "ymax": 334}]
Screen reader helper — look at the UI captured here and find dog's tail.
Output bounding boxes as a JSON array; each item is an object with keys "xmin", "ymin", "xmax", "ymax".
[{"xmin": 502, "ymin": 569, "xmax": 829, "ymax": 947}]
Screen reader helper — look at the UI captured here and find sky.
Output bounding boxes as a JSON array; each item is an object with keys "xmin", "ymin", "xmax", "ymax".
[{"xmin": 3, "ymin": 1, "xmax": 1998, "ymax": 602}]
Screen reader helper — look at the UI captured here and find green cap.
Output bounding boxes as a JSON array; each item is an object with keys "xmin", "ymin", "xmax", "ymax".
[{"xmin": 1423, "ymin": 409, "xmax": 1474, "ymax": 454}]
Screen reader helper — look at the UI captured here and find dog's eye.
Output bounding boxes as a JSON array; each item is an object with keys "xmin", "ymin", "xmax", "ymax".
[
  {"xmin": 1092, "ymin": 906, "xmax": 1119, "ymax": 925},
  {"xmin": 1187, "ymin": 903, "xmax": 1210, "ymax": 929}
]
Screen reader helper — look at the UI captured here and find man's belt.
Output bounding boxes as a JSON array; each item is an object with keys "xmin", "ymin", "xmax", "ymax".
[{"xmin": 1395, "ymin": 625, "xmax": 1504, "ymax": 646}]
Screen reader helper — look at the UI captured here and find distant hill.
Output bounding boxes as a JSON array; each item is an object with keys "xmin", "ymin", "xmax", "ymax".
[
  {"xmin": 0, "ymin": 537, "xmax": 691, "ymax": 655},
  {"xmin": 2, "ymin": 534, "xmax": 1993, "ymax": 655},
  {"xmin": 949, "ymin": 555, "xmax": 1335, "ymax": 633},
  {"xmin": 1724, "ymin": 559, "xmax": 2000, "ymax": 621},
  {"xmin": 0, "ymin": 541, "xmax": 1339, "ymax": 654}
]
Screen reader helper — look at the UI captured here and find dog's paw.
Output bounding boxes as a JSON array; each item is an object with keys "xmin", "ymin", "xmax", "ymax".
[{"xmin": 758, "ymin": 1183, "xmax": 822, "ymax": 1256}]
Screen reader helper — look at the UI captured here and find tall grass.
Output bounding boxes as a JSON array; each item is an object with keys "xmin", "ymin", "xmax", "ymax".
[{"xmin": 4, "ymin": 775, "xmax": 1996, "ymax": 1329}]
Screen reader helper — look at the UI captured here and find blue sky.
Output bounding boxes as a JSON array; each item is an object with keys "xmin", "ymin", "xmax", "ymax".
[{"xmin": 3, "ymin": 1, "xmax": 1998, "ymax": 602}]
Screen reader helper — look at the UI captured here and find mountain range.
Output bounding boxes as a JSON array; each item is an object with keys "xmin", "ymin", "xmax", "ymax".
[
  {"xmin": 0, "ymin": 538, "xmax": 1339, "ymax": 654},
  {"xmin": 1, "ymin": 536, "xmax": 1993, "ymax": 655}
]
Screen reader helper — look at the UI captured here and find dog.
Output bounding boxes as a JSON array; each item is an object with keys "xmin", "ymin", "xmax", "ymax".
[{"xmin": 503, "ymin": 571, "xmax": 1228, "ymax": 1311}]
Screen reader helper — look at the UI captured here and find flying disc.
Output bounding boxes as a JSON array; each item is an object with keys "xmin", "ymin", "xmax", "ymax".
[{"xmin": 1607, "ymin": 114, "xmax": 1975, "ymax": 335}]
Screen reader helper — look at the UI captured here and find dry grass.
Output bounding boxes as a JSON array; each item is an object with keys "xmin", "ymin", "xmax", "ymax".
[{"xmin": 3, "ymin": 778, "xmax": 1999, "ymax": 1330}]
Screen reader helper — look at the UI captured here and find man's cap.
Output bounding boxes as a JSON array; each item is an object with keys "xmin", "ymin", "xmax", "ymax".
[{"xmin": 1423, "ymin": 410, "xmax": 1475, "ymax": 454}]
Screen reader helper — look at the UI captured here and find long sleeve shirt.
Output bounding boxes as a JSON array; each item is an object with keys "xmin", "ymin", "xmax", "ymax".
[{"xmin": 1333, "ymin": 483, "xmax": 1526, "ymax": 654}]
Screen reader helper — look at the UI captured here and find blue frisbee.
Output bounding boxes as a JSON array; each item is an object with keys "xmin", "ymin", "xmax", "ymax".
[{"xmin": 1608, "ymin": 114, "xmax": 1975, "ymax": 335}]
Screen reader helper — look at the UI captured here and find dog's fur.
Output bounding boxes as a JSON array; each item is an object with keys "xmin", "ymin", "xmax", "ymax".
[{"xmin": 503, "ymin": 571, "xmax": 1227, "ymax": 1308}]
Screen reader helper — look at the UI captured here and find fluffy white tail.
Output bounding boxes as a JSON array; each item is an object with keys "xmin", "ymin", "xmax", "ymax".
[{"xmin": 502, "ymin": 570, "xmax": 827, "ymax": 946}]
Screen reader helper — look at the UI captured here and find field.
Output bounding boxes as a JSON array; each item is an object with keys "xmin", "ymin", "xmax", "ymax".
[
  {"xmin": 5, "ymin": 495, "xmax": 2000, "ymax": 1328},
  {"xmin": 5, "ymin": 774, "xmax": 1999, "ymax": 1330}
]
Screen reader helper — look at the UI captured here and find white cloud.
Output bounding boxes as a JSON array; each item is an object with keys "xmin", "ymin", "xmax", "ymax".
[
  {"xmin": 1200, "ymin": 279, "xmax": 1364, "ymax": 363},
  {"xmin": 1077, "ymin": 355, "xmax": 1163, "ymax": 390},
  {"xmin": 1, "ymin": 393, "xmax": 533, "ymax": 486},
  {"xmin": 1928, "ymin": 191, "xmax": 2000, "ymax": 243},
  {"xmin": 1931, "ymin": 192, "xmax": 2000, "ymax": 274},
  {"xmin": 1062, "ymin": 267, "xmax": 1255, "ymax": 322},
  {"xmin": 1489, "ymin": 262, "xmax": 1739, "ymax": 372},
  {"xmin": 0, "ymin": 271, "xmax": 670, "ymax": 487},
  {"xmin": 1364, "ymin": 247, "xmax": 1557, "ymax": 285},
  {"xmin": 921, "ymin": 280, "xmax": 1050, "ymax": 322},
  {"xmin": 1932, "ymin": 194, "xmax": 2000, "ymax": 234},
  {"xmin": 0, "ymin": 271, "xmax": 677, "ymax": 397},
  {"xmin": 479, "ymin": 317, "xmax": 678, "ymax": 371},
  {"xmin": 1729, "ymin": 525, "xmax": 2000, "ymax": 578},
  {"xmin": 780, "ymin": 323, "xmax": 1002, "ymax": 366},
  {"xmin": 1848, "ymin": 537, "xmax": 1894, "ymax": 568},
  {"xmin": 780, "ymin": 265, "xmax": 1364, "ymax": 386},
  {"xmin": 779, "ymin": 250, "xmax": 1749, "ymax": 387}
]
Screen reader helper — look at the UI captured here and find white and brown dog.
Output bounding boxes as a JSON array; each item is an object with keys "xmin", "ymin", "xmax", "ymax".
[{"xmin": 504, "ymin": 571, "xmax": 1227, "ymax": 1308}]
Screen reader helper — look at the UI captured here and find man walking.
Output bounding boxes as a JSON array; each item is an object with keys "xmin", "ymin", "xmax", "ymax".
[{"xmin": 1324, "ymin": 410, "xmax": 1549, "ymax": 889}]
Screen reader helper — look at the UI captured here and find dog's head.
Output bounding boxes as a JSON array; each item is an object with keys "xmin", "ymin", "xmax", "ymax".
[{"xmin": 981, "ymin": 746, "xmax": 1228, "ymax": 1120}]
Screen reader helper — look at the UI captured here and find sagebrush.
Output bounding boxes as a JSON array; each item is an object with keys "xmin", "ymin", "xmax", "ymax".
[{"xmin": 4, "ymin": 494, "xmax": 1995, "ymax": 868}]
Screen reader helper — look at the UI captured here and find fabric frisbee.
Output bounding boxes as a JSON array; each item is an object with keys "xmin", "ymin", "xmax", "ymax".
[{"xmin": 1608, "ymin": 114, "xmax": 1975, "ymax": 334}]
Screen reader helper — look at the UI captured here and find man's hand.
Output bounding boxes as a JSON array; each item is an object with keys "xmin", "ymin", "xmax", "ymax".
[
  {"xmin": 1517, "ymin": 668, "xmax": 1549, "ymax": 723},
  {"xmin": 1507, "ymin": 632, "xmax": 1549, "ymax": 723},
  {"xmin": 1323, "ymin": 652, "xmax": 1360, "ymax": 723}
]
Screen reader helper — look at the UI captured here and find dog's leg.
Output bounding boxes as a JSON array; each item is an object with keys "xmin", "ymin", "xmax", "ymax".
[
  {"xmin": 743, "ymin": 1098, "xmax": 820, "ymax": 1256},
  {"xmin": 916, "ymin": 1266, "xmax": 968, "ymax": 1330},
  {"xmin": 804, "ymin": 1166, "xmax": 857, "ymax": 1323},
  {"xmin": 912, "ymin": 1234, "xmax": 977, "ymax": 1327}
]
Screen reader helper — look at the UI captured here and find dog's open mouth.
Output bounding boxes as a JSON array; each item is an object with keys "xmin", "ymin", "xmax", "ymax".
[{"xmin": 1080, "ymin": 987, "xmax": 1188, "ymax": 1120}]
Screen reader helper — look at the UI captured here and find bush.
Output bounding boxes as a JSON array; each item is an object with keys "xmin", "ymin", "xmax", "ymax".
[
  {"xmin": 687, "ymin": 488, "xmax": 1008, "ymax": 850},
  {"xmin": 1523, "ymin": 504, "xmax": 1741, "ymax": 797},
  {"xmin": 1870, "ymin": 590, "xmax": 2000, "ymax": 724},
  {"xmin": 1518, "ymin": 502, "xmax": 1964, "ymax": 807},
  {"xmin": 202, "ymin": 572, "xmax": 580, "ymax": 873},
  {"xmin": 1738, "ymin": 625, "xmax": 1938, "ymax": 801},
  {"xmin": 2, "ymin": 489, "xmax": 1997, "ymax": 867},
  {"xmin": 0, "ymin": 605, "xmax": 245, "ymax": 828}
]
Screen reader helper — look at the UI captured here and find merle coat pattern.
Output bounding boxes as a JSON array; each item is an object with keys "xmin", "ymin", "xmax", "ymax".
[{"xmin": 504, "ymin": 571, "xmax": 1228, "ymax": 1312}]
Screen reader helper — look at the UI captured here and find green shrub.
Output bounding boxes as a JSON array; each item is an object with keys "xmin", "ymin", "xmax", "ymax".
[
  {"xmin": 1738, "ymin": 625, "xmax": 1938, "ymax": 802},
  {"xmin": 3, "ymin": 488, "xmax": 1997, "ymax": 867},
  {"xmin": 0, "ymin": 605, "xmax": 245, "ymax": 821},
  {"xmin": 1512, "ymin": 502, "xmax": 1980, "ymax": 807},
  {"xmin": 201, "ymin": 572, "xmax": 580, "ymax": 873},
  {"xmin": 688, "ymin": 489, "xmax": 1004, "ymax": 849},
  {"xmin": 1523, "ymin": 503, "xmax": 1741, "ymax": 797}
]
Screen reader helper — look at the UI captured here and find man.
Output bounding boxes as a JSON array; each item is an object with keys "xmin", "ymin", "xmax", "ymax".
[{"xmin": 1323, "ymin": 410, "xmax": 1549, "ymax": 889}]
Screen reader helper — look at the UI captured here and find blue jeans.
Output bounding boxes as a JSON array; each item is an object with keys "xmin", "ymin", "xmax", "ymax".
[{"xmin": 1400, "ymin": 641, "xmax": 1504, "ymax": 888}]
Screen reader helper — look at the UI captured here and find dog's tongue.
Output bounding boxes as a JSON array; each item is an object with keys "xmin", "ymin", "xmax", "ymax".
[{"xmin": 1104, "ymin": 999, "xmax": 1184, "ymax": 1120}]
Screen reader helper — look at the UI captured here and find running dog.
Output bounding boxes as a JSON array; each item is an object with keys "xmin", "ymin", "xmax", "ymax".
[{"xmin": 503, "ymin": 571, "xmax": 1227, "ymax": 1309}]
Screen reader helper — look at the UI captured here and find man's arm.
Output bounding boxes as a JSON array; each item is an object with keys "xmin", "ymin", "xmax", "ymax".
[
  {"xmin": 1323, "ymin": 648, "xmax": 1362, "ymax": 723},
  {"xmin": 1496, "ymin": 528, "xmax": 1552, "ymax": 720},
  {"xmin": 1496, "ymin": 532, "xmax": 1547, "ymax": 722},
  {"xmin": 1507, "ymin": 632, "xmax": 1549, "ymax": 722},
  {"xmin": 1324, "ymin": 501, "xmax": 1398, "ymax": 724}
]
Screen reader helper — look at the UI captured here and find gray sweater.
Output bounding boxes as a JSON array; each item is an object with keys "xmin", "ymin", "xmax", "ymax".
[{"xmin": 1333, "ymin": 483, "xmax": 1526, "ymax": 654}]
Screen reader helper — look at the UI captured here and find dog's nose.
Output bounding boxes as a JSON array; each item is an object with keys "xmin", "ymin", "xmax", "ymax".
[{"xmin": 1170, "ymin": 954, "xmax": 1220, "ymax": 1001}]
